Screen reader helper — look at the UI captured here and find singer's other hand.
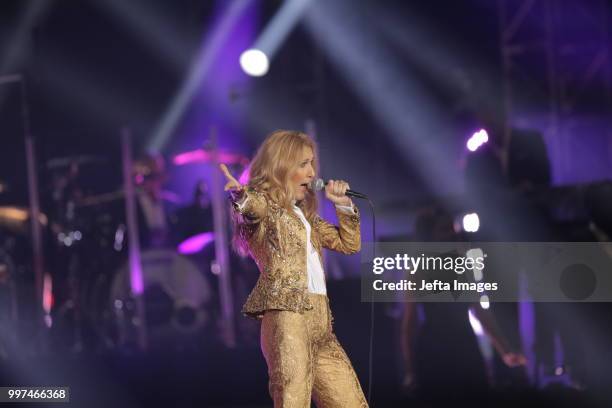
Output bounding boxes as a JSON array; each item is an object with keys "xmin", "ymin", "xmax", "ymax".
[
  {"xmin": 325, "ymin": 179, "xmax": 352, "ymax": 206},
  {"xmin": 219, "ymin": 163, "xmax": 242, "ymax": 191}
]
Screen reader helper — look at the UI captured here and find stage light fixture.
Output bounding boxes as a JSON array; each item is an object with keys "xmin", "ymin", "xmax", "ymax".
[{"xmin": 240, "ymin": 48, "xmax": 269, "ymax": 77}]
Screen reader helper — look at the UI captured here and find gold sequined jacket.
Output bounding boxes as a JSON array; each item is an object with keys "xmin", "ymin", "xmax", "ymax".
[{"xmin": 232, "ymin": 188, "xmax": 361, "ymax": 319}]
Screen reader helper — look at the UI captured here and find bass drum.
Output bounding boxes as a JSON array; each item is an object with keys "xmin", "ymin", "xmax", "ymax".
[{"xmin": 94, "ymin": 249, "xmax": 213, "ymax": 350}]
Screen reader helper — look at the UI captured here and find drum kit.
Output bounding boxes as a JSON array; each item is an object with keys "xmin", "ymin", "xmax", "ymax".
[{"xmin": 0, "ymin": 146, "xmax": 249, "ymax": 352}]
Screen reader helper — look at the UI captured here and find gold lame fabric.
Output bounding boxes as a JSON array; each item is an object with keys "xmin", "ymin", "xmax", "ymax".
[
  {"xmin": 232, "ymin": 188, "xmax": 361, "ymax": 318},
  {"xmin": 261, "ymin": 293, "xmax": 368, "ymax": 408},
  {"xmin": 231, "ymin": 188, "xmax": 367, "ymax": 407}
]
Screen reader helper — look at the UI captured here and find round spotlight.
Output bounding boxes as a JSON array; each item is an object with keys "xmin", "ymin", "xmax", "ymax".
[
  {"xmin": 462, "ymin": 212, "xmax": 480, "ymax": 233},
  {"xmin": 240, "ymin": 49, "xmax": 269, "ymax": 77}
]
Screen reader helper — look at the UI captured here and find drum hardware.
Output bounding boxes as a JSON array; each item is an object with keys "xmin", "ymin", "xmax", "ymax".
[
  {"xmin": 0, "ymin": 206, "xmax": 47, "ymax": 235},
  {"xmin": 95, "ymin": 249, "xmax": 213, "ymax": 348},
  {"xmin": 175, "ymin": 180, "xmax": 215, "ymax": 255},
  {"xmin": 45, "ymin": 155, "xmax": 106, "ymax": 170},
  {"xmin": 39, "ymin": 152, "xmax": 227, "ymax": 351}
]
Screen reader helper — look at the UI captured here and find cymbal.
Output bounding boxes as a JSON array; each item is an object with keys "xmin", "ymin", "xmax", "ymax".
[
  {"xmin": 76, "ymin": 189, "xmax": 183, "ymax": 207},
  {"xmin": 0, "ymin": 206, "xmax": 48, "ymax": 234},
  {"xmin": 45, "ymin": 155, "xmax": 106, "ymax": 169},
  {"xmin": 76, "ymin": 190, "xmax": 125, "ymax": 207},
  {"xmin": 173, "ymin": 149, "xmax": 248, "ymax": 166}
]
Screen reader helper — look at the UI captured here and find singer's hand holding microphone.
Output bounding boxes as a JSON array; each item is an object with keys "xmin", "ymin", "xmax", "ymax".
[
  {"xmin": 308, "ymin": 178, "xmax": 368, "ymax": 201},
  {"xmin": 323, "ymin": 179, "xmax": 352, "ymax": 206}
]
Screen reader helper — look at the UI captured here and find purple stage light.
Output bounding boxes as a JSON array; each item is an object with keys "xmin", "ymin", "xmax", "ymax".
[
  {"xmin": 238, "ymin": 165, "xmax": 250, "ymax": 185},
  {"xmin": 173, "ymin": 149, "xmax": 248, "ymax": 166},
  {"xmin": 130, "ymin": 263, "xmax": 144, "ymax": 295},
  {"xmin": 177, "ymin": 232, "xmax": 215, "ymax": 255}
]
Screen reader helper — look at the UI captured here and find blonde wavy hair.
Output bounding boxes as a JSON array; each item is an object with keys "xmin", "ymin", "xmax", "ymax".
[{"xmin": 233, "ymin": 130, "xmax": 319, "ymax": 256}]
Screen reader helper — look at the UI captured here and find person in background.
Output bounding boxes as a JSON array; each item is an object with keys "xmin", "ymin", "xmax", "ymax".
[{"xmin": 400, "ymin": 208, "xmax": 526, "ymax": 398}]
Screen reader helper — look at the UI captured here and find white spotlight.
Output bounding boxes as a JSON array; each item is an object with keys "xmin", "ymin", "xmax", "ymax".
[
  {"xmin": 466, "ymin": 129, "xmax": 489, "ymax": 152},
  {"xmin": 466, "ymin": 247, "xmax": 485, "ymax": 281},
  {"xmin": 468, "ymin": 309, "xmax": 484, "ymax": 336},
  {"xmin": 240, "ymin": 49, "xmax": 269, "ymax": 77},
  {"xmin": 462, "ymin": 212, "xmax": 480, "ymax": 233},
  {"xmin": 479, "ymin": 294, "xmax": 490, "ymax": 309}
]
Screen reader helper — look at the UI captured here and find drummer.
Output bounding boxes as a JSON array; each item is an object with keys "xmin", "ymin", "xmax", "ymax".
[{"xmin": 133, "ymin": 154, "xmax": 178, "ymax": 249}]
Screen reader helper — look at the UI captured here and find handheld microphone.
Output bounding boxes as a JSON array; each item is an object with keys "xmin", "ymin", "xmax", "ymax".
[{"xmin": 308, "ymin": 178, "xmax": 368, "ymax": 199}]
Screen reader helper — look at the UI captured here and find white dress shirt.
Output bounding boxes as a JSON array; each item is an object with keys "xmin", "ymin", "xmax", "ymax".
[{"xmin": 293, "ymin": 205, "xmax": 327, "ymax": 295}]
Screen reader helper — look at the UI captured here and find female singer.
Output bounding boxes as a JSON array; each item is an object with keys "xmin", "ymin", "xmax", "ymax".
[{"xmin": 220, "ymin": 130, "xmax": 368, "ymax": 407}]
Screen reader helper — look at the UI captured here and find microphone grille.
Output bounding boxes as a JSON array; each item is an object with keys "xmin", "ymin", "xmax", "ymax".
[{"xmin": 309, "ymin": 178, "xmax": 325, "ymax": 192}]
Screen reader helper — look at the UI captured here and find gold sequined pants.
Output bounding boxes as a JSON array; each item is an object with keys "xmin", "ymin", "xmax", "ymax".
[{"xmin": 260, "ymin": 294, "xmax": 369, "ymax": 408}]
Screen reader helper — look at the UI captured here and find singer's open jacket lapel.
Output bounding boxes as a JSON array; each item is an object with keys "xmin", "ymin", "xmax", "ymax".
[{"xmin": 231, "ymin": 187, "xmax": 360, "ymax": 319}]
